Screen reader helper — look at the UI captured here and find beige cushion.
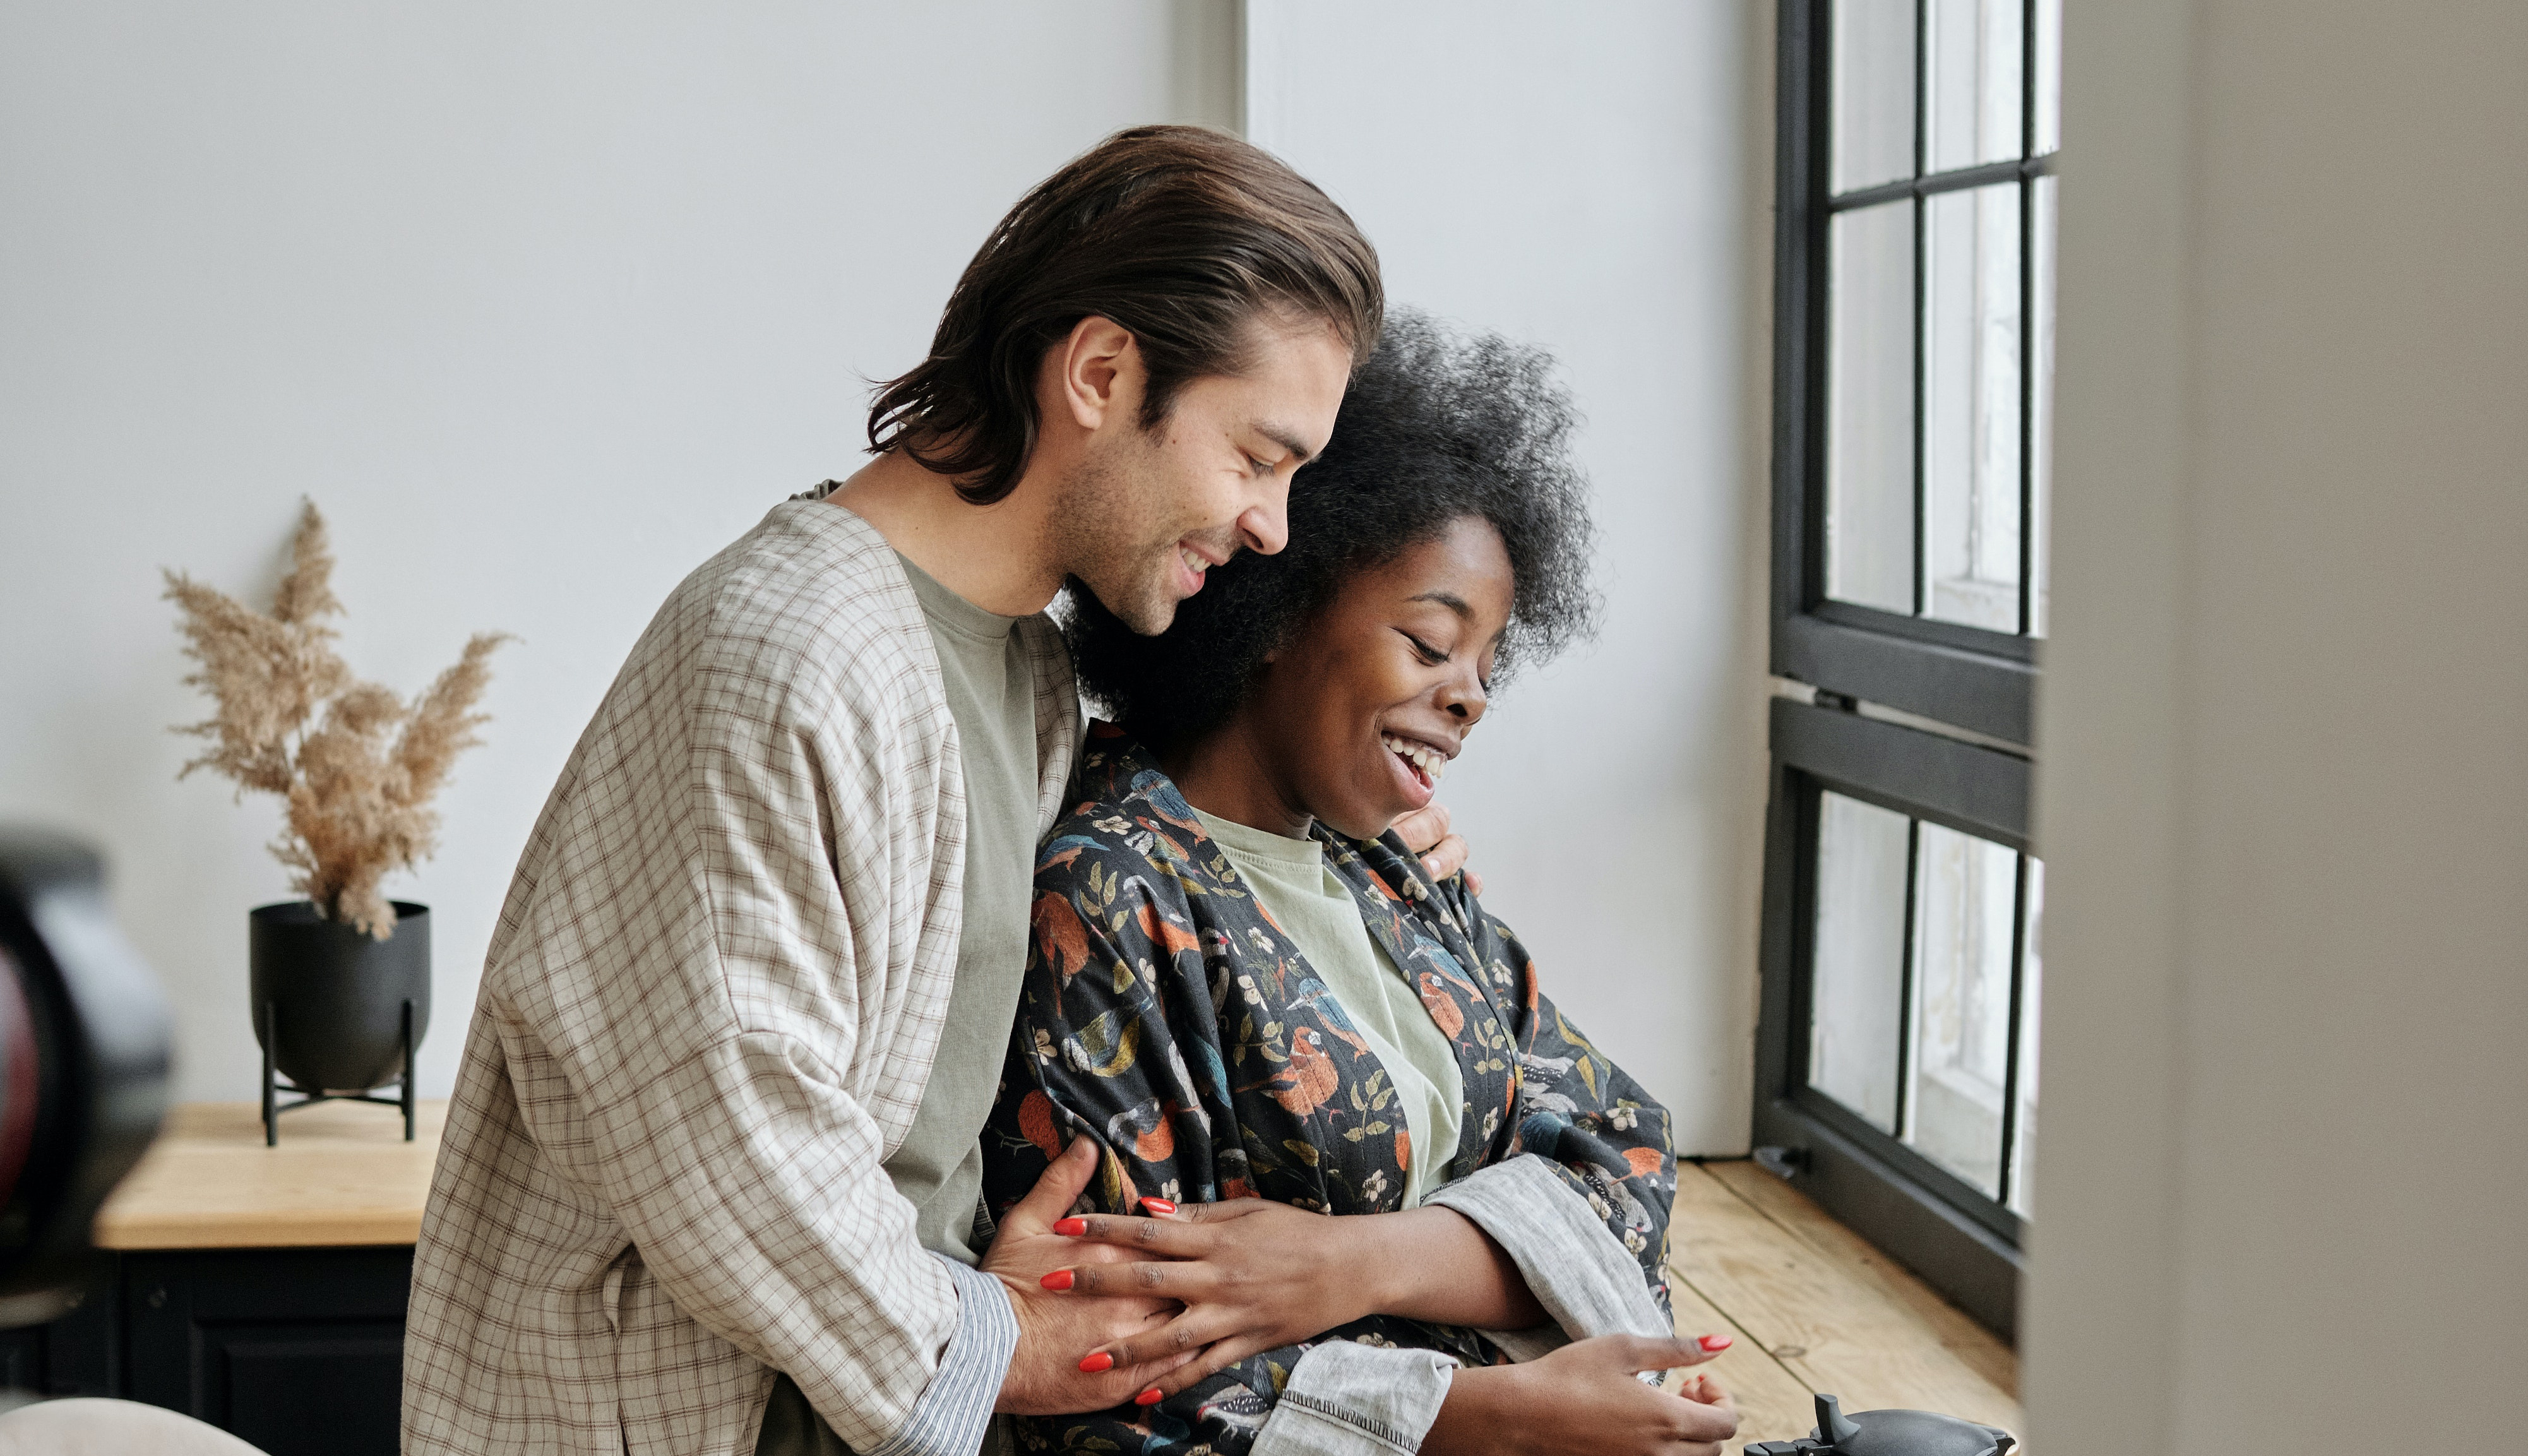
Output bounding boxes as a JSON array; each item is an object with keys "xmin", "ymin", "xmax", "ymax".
[{"xmin": 0, "ymin": 1398, "xmax": 266, "ymax": 1455}]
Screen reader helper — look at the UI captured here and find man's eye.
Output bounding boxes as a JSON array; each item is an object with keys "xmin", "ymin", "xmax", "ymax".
[{"xmin": 1248, "ymin": 455, "xmax": 1273, "ymax": 478}]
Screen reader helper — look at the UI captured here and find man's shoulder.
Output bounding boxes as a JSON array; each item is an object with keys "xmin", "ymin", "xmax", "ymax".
[{"xmin": 652, "ymin": 499, "xmax": 931, "ymax": 703}]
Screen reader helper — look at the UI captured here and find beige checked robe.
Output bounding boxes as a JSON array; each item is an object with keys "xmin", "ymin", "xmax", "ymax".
[{"xmin": 403, "ymin": 499, "xmax": 1079, "ymax": 1456}]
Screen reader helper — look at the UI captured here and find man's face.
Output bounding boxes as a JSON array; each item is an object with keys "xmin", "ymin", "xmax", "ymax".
[{"xmin": 1054, "ymin": 318, "xmax": 1352, "ymax": 634}]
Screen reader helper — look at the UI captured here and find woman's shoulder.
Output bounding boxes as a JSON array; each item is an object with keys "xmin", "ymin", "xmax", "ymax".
[{"xmin": 1035, "ymin": 721, "xmax": 1217, "ymax": 890}]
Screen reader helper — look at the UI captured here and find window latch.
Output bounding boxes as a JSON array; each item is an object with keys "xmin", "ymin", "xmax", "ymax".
[{"xmin": 1753, "ymin": 1145, "xmax": 1808, "ymax": 1181}]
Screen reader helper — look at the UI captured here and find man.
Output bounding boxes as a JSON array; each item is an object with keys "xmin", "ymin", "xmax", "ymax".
[{"xmin": 403, "ymin": 126, "xmax": 1469, "ymax": 1456}]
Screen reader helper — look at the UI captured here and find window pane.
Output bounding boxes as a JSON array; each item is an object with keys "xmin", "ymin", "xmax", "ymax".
[
  {"xmin": 1904, "ymin": 823, "xmax": 2015, "ymax": 1196},
  {"xmin": 2029, "ymin": 174, "xmax": 2056, "ymax": 637},
  {"xmin": 2034, "ymin": 0, "xmax": 2062, "ymax": 154},
  {"xmin": 2007, "ymin": 859, "xmax": 2044, "ymax": 1216},
  {"xmin": 1826, "ymin": 201, "xmax": 1917, "ymax": 614},
  {"xmin": 1922, "ymin": 184, "xmax": 2022, "ymax": 632},
  {"xmin": 1810, "ymin": 792, "xmax": 1912, "ymax": 1132},
  {"xmin": 1832, "ymin": 0, "xmax": 1917, "ymax": 193},
  {"xmin": 1925, "ymin": 0, "xmax": 2023, "ymax": 172}
]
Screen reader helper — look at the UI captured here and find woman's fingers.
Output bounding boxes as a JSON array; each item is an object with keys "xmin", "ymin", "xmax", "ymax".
[
  {"xmin": 1083, "ymin": 1305, "xmax": 1227, "ymax": 1374},
  {"xmin": 1659, "ymin": 1381, "xmax": 1739, "ymax": 1447},
  {"xmin": 1142, "ymin": 1334, "xmax": 1273, "ymax": 1402},
  {"xmin": 1044, "ymin": 1256, "xmax": 1208, "ymax": 1299},
  {"xmin": 1106, "ymin": 1342, "xmax": 1204, "ymax": 1395},
  {"xmin": 1050, "ymin": 1211, "xmax": 1205, "ymax": 1258},
  {"xmin": 1166, "ymin": 1198, "xmax": 1267, "ymax": 1226}
]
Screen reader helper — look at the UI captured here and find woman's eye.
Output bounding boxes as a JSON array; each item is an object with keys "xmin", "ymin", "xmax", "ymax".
[{"xmin": 1401, "ymin": 633, "xmax": 1448, "ymax": 665}]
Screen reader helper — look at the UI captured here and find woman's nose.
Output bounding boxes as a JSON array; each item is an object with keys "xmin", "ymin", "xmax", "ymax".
[{"xmin": 1440, "ymin": 672, "xmax": 1488, "ymax": 725}]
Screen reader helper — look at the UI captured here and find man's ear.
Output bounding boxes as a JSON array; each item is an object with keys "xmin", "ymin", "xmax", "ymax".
[{"xmin": 1054, "ymin": 316, "xmax": 1140, "ymax": 433}]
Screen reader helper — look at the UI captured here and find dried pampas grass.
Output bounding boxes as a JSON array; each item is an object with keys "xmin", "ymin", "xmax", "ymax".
[{"xmin": 167, "ymin": 501, "xmax": 509, "ymax": 938}]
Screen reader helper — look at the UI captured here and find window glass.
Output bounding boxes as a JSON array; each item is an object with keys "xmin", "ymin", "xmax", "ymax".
[
  {"xmin": 1925, "ymin": 0, "xmax": 2023, "ymax": 172},
  {"xmin": 2029, "ymin": 173, "xmax": 2057, "ymax": 636},
  {"xmin": 2034, "ymin": 0, "xmax": 2063, "ymax": 154},
  {"xmin": 2007, "ymin": 860, "xmax": 2044, "ymax": 1215},
  {"xmin": 1921, "ymin": 184, "xmax": 2024, "ymax": 631},
  {"xmin": 1832, "ymin": 0, "xmax": 1919, "ymax": 193},
  {"xmin": 1826, "ymin": 201, "xmax": 1919, "ymax": 614},
  {"xmin": 1904, "ymin": 822, "xmax": 2017, "ymax": 1196},
  {"xmin": 1810, "ymin": 792, "xmax": 1913, "ymax": 1131}
]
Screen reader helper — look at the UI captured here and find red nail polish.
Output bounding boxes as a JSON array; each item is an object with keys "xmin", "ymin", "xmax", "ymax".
[
  {"xmin": 1140, "ymin": 1197, "xmax": 1177, "ymax": 1215},
  {"xmin": 1135, "ymin": 1388, "xmax": 1164, "ymax": 1407},
  {"xmin": 1053, "ymin": 1217, "xmax": 1088, "ymax": 1236},
  {"xmin": 1698, "ymin": 1334, "xmax": 1732, "ymax": 1352},
  {"xmin": 1040, "ymin": 1269, "xmax": 1074, "ymax": 1291},
  {"xmin": 1078, "ymin": 1352, "xmax": 1114, "ymax": 1373}
]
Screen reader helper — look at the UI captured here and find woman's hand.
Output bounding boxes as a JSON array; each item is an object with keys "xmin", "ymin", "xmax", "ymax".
[
  {"xmin": 1038, "ymin": 1198, "xmax": 1388, "ymax": 1398},
  {"xmin": 1424, "ymin": 1337, "xmax": 1739, "ymax": 1456}
]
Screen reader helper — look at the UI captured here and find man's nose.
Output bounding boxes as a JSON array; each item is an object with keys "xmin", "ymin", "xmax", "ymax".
[{"xmin": 1236, "ymin": 480, "xmax": 1291, "ymax": 557}]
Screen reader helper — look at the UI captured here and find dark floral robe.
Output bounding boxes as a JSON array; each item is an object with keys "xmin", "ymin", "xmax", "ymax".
[{"xmin": 980, "ymin": 723, "xmax": 1675, "ymax": 1455}]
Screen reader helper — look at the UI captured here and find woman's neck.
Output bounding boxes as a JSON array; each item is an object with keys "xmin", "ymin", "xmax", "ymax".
[{"xmin": 1159, "ymin": 719, "xmax": 1315, "ymax": 840}]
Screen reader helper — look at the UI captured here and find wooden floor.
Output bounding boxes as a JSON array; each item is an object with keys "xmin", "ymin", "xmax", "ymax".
[{"xmin": 1663, "ymin": 1159, "xmax": 2024, "ymax": 1451}]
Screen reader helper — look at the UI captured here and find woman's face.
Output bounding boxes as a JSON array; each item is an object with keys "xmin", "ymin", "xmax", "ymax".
[{"xmin": 1243, "ymin": 516, "xmax": 1515, "ymax": 840}]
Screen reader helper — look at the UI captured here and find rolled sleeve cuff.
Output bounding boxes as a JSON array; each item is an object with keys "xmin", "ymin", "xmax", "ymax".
[
  {"xmin": 1254, "ymin": 1342, "xmax": 1457, "ymax": 1456},
  {"xmin": 1425, "ymin": 1154, "xmax": 1670, "ymax": 1363},
  {"xmin": 862, "ymin": 1255, "xmax": 1018, "ymax": 1456}
]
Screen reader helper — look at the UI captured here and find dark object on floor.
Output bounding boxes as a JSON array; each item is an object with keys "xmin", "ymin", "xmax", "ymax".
[
  {"xmin": 249, "ymin": 901, "xmax": 427, "ymax": 1145},
  {"xmin": 0, "ymin": 830, "xmax": 172, "ymax": 1329},
  {"xmin": 1747, "ymin": 1393, "xmax": 2016, "ymax": 1456}
]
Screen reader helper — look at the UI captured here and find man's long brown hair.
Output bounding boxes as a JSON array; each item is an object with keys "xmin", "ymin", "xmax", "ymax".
[{"xmin": 866, "ymin": 126, "xmax": 1383, "ymax": 505}]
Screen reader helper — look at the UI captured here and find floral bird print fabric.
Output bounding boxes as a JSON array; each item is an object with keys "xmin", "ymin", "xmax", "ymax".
[{"xmin": 981, "ymin": 722, "xmax": 1676, "ymax": 1455}]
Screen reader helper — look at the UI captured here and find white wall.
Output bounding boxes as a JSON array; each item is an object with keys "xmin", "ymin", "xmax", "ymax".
[
  {"xmin": 1244, "ymin": 2, "xmax": 1774, "ymax": 1153},
  {"xmin": 0, "ymin": 3, "xmax": 1769, "ymax": 1150},
  {"xmin": 0, "ymin": 1, "xmax": 1235, "ymax": 1103},
  {"xmin": 2025, "ymin": 3, "xmax": 2528, "ymax": 1452}
]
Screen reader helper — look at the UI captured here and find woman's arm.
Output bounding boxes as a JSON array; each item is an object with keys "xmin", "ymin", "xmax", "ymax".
[{"xmin": 1049, "ymin": 1197, "xmax": 1542, "ymax": 1375}]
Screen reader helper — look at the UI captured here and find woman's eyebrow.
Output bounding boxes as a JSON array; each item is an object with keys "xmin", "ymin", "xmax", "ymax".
[{"xmin": 1406, "ymin": 590, "xmax": 1474, "ymax": 619}]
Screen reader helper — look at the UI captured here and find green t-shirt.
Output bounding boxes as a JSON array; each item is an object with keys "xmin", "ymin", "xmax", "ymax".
[
  {"xmin": 883, "ymin": 552, "xmax": 1039, "ymax": 1265},
  {"xmin": 1193, "ymin": 809, "xmax": 1466, "ymax": 1206}
]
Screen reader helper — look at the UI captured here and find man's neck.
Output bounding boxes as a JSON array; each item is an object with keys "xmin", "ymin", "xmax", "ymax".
[{"xmin": 822, "ymin": 450, "xmax": 1065, "ymax": 616}]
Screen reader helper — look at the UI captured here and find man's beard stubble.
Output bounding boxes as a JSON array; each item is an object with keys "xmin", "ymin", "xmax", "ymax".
[{"xmin": 1046, "ymin": 439, "xmax": 1207, "ymax": 636}]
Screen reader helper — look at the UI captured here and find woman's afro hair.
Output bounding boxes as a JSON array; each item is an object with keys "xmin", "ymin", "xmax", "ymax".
[{"xmin": 1066, "ymin": 308, "xmax": 1597, "ymax": 753}]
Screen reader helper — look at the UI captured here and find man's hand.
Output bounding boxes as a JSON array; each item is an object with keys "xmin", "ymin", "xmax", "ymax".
[
  {"xmin": 985, "ymin": 1138, "xmax": 1197, "ymax": 1415},
  {"xmin": 1423, "ymin": 1337, "xmax": 1739, "ymax": 1456},
  {"xmin": 1392, "ymin": 801, "xmax": 1482, "ymax": 895}
]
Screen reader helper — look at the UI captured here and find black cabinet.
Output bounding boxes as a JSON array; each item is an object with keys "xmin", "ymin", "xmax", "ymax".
[{"xmin": 0, "ymin": 1246, "xmax": 412, "ymax": 1456}]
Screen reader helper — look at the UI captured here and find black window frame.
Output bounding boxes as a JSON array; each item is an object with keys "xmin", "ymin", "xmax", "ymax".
[{"xmin": 1754, "ymin": 0, "xmax": 2054, "ymax": 1341}]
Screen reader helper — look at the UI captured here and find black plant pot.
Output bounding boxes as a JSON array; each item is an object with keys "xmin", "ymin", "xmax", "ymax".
[{"xmin": 249, "ymin": 900, "xmax": 430, "ymax": 1145}]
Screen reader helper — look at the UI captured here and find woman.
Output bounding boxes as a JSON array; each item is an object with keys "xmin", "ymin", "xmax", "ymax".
[{"xmin": 980, "ymin": 314, "xmax": 1737, "ymax": 1456}]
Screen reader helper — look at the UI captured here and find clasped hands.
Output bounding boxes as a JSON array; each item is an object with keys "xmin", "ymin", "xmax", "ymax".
[{"xmin": 985, "ymin": 1138, "xmax": 1739, "ymax": 1453}]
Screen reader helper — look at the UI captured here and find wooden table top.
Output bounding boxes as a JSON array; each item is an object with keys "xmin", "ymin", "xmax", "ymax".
[{"xmin": 92, "ymin": 1099, "xmax": 446, "ymax": 1250}]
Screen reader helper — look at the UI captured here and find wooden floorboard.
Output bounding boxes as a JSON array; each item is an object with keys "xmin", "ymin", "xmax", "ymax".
[
  {"xmin": 1662, "ymin": 1274, "xmax": 1821, "ymax": 1442},
  {"xmin": 1666, "ymin": 1161, "xmax": 2024, "ymax": 1450}
]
